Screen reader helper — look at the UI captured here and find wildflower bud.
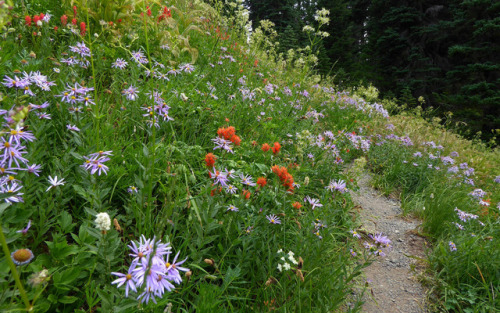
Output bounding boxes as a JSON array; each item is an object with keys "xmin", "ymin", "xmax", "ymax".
[
  {"xmin": 113, "ymin": 218, "xmax": 122, "ymax": 232},
  {"xmin": 297, "ymin": 256, "xmax": 304, "ymax": 269},
  {"xmin": 265, "ymin": 276, "xmax": 277, "ymax": 286},
  {"xmin": 29, "ymin": 51, "xmax": 36, "ymax": 58},
  {"xmin": 204, "ymin": 258, "xmax": 214, "ymax": 266},
  {"xmin": 296, "ymin": 269, "xmax": 304, "ymax": 282},
  {"xmin": 95, "ymin": 212, "xmax": 111, "ymax": 232},
  {"xmin": 295, "ymin": 220, "xmax": 301, "ymax": 229},
  {"xmin": 304, "ymin": 177, "xmax": 310, "ymax": 186},
  {"xmin": 29, "ymin": 269, "xmax": 50, "ymax": 286}
]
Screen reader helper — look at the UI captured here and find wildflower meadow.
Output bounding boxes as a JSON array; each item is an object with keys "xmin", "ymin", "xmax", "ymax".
[{"xmin": 0, "ymin": 0, "xmax": 498, "ymax": 312}]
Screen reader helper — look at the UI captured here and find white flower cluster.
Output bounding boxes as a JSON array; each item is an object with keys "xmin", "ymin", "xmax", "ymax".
[
  {"xmin": 303, "ymin": 25, "xmax": 315, "ymax": 33},
  {"xmin": 95, "ymin": 212, "xmax": 111, "ymax": 231},
  {"xmin": 314, "ymin": 8, "xmax": 330, "ymax": 25},
  {"xmin": 276, "ymin": 249, "xmax": 298, "ymax": 272}
]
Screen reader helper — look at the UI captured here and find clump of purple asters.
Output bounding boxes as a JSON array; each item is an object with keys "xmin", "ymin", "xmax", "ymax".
[
  {"xmin": 111, "ymin": 236, "xmax": 189, "ymax": 304},
  {"xmin": 208, "ymin": 168, "xmax": 230, "ymax": 187},
  {"xmin": 454, "ymin": 208, "xmax": 478, "ymax": 222},
  {"xmin": 469, "ymin": 188, "xmax": 486, "ymax": 199},
  {"xmin": 495, "ymin": 176, "xmax": 500, "ymax": 184},
  {"xmin": 239, "ymin": 174, "xmax": 256, "ymax": 187},
  {"xmin": 112, "ymin": 58, "xmax": 128, "ymax": 69},
  {"xmin": 364, "ymin": 233, "xmax": 392, "ymax": 257},
  {"xmin": 448, "ymin": 241, "xmax": 457, "ymax": 252},
  {"xmin": 212, "ymin": 137, "xmax": 233, "ymax": 153},
  {"xmin": 57, "ymin": 82, "xmax": 94, "ymax": 106},
  {"xmin": 131, "ymin": 50, "xmax": 149, "ymax": 65},
  {"xmin": 441, "ymin": 156, "xmax": 455, "ymax": 165},
  {"xmin": 62, "ymin": 42, "xmax": 91, "ymax": 68},
  {"xmin": 82, "ymin": 151, "xmax": 112, "ymax": 176}
]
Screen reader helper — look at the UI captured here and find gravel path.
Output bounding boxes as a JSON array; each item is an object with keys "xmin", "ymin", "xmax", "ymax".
[{"xmin": 351, "ymin": 173, "xmax": 428, "ymax": 313}]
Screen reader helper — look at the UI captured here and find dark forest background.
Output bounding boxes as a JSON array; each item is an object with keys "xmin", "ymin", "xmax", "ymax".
[{"xmin": 218, "ymin": 0, "xmax": 500, "ymax": 143}]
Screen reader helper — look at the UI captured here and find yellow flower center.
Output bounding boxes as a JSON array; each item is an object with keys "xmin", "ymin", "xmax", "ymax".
[
  {"xmin": 12, "ymin": 249, "xmax": 32, "ymax": 263},
  {"xmin": 126, "ymin": 274, "xmax": 132, "ymax": 280}
]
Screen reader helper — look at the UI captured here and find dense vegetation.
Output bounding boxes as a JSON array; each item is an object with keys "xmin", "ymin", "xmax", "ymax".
[
  {"xmin": 0, "ymin": 0, "xmax": 498, "ymax": 312},
  {"xmin": 243, "ymin": 0, "xmax": 500, "ymax": 143}
]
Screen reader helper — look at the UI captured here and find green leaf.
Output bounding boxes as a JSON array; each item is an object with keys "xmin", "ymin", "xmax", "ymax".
[
  {"xmin": 0, "ymin": 202, "xmax": 11, "ymax": 217},
  {"xmin": 59, "ymin": 296, "xmax": 79, "ymax": 304}
]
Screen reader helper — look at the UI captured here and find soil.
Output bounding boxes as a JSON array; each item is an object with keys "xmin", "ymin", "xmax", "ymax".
[{"xmin": 350, "ymin": 173, "xmax": 428, "ymax": 313}]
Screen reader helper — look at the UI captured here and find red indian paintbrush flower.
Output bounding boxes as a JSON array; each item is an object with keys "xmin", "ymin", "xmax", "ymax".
[
  {"xmin": 61, "ymin": 15, "xmax": 68, "ymax": 26},
  {"xmin": 205, "ymin": 153, "xmax": 216, "ymax": 168},
  {"xmin": 272, "ymin": 142, "xmax": 281, "ymax": 155},
  {"xmin": 256, "ymin": 177, "xmax": 267, "ymax": 188},
  {"xmin": 261, "ymin": 143, "xmax": 270, "ymax": 152},
  {"xmin": 80, "ymin": 22, "xmax": 86, "ymax": 36}
]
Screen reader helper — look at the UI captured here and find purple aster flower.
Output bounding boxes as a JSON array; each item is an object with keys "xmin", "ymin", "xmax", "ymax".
[
  {"xmin": 449, "ymin": 241, "xmax": 457, "ymax": 252},
  {"xmin": 227, "ymin": 205, "xmax": 239, "ymax": 212},
  {"xmin": 304, "ymin": 196, "xmax": 323, "ymax": 210},
  {"xmin": 122, "ymin": 85, "xmax": 139, "ymax": 101},
  {"xmin": 0, "ymin": 182, "xmax": 24, "ymax": 203},
  {"xmin": 239, "ymin": 174, "xmax": 256, "ymax": 186},
  {"xmin": 494, "ymin": 175, "xmax": 500, "ymax": 184},
  {"xmin": 16, "ymin": 220, "xmax": 31, "ymax": 235},
  {"xmin": 127, "ymin": 186, "xmax": 139, "ymax": 194},
  {"xmin": 349, "ymin": 230, "xmax": 361, "ymax": 239},
  {"xmin": 208, "ymin": 168, "xmax": 229, "ymax": 187},
  {"xmin": 35, "ymin": 112, "xmax": 51, "ymax": 119},
  {"xmin": 266, "ymin": 214, "xmax": 281, "ymax": 224},
  {"xmin": 326, "ymin": 179, "xmax": 347, "ymax": 193},
  {"xmin": 454, "ymin": 208, "xmax": 478, "ymax": 222},
  {"xmin": 112, "ymin": 58, "xmax": 128, "ymax": 69},
  {"xmin": 225, "ymin": 185, "xmax": 238, "ymax": 194},
  {"xmin": 46, "ymin": 175, "xmax": 65, "ymax": 192},
  {"xmin": 66, "ymin": 124, "xmax": 80, "ymax": 132},
  {"xmin": 441, "ymin": 156, "xmax": 455, "ymax": 165},
  {"xmin": 165, "ymin": 251, "xmax": 189, "ymax": 284},
  {"xmin": 370, "ymin": 233, "xmax": 391, "ymax": 247},
  {"xmin": 211, "ymin": 137, "xmax": 234, "ymax": 153},
  {"xmin": 131, "ymin": 50, "xmax": 148, "ymax": 64},
  {"xmin": 3, "ymin": 75, "xmax": 29, "ymax": 89},
  {"xmin": 111, "ymin": 262, "xmax": 138, "ymax": 297},
  {"xmin": 469, "ymin": 189, "xmax": 486, "ymax": 199}
]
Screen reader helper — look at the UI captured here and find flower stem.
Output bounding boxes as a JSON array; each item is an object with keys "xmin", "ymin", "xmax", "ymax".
[{"xmin": 0, "ymin": 223, "xmax": 32, "ymax": 311}]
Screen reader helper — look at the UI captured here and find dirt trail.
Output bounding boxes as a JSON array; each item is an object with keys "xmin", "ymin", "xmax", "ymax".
[{"xmin": 351, "ymin": 174, "xmax": 428, "ymax": 313}]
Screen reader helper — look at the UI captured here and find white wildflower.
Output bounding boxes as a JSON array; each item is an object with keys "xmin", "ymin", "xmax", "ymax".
[{"xmin": 95, "ymin": 212, "xmax": 111, "ymax": 232}]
